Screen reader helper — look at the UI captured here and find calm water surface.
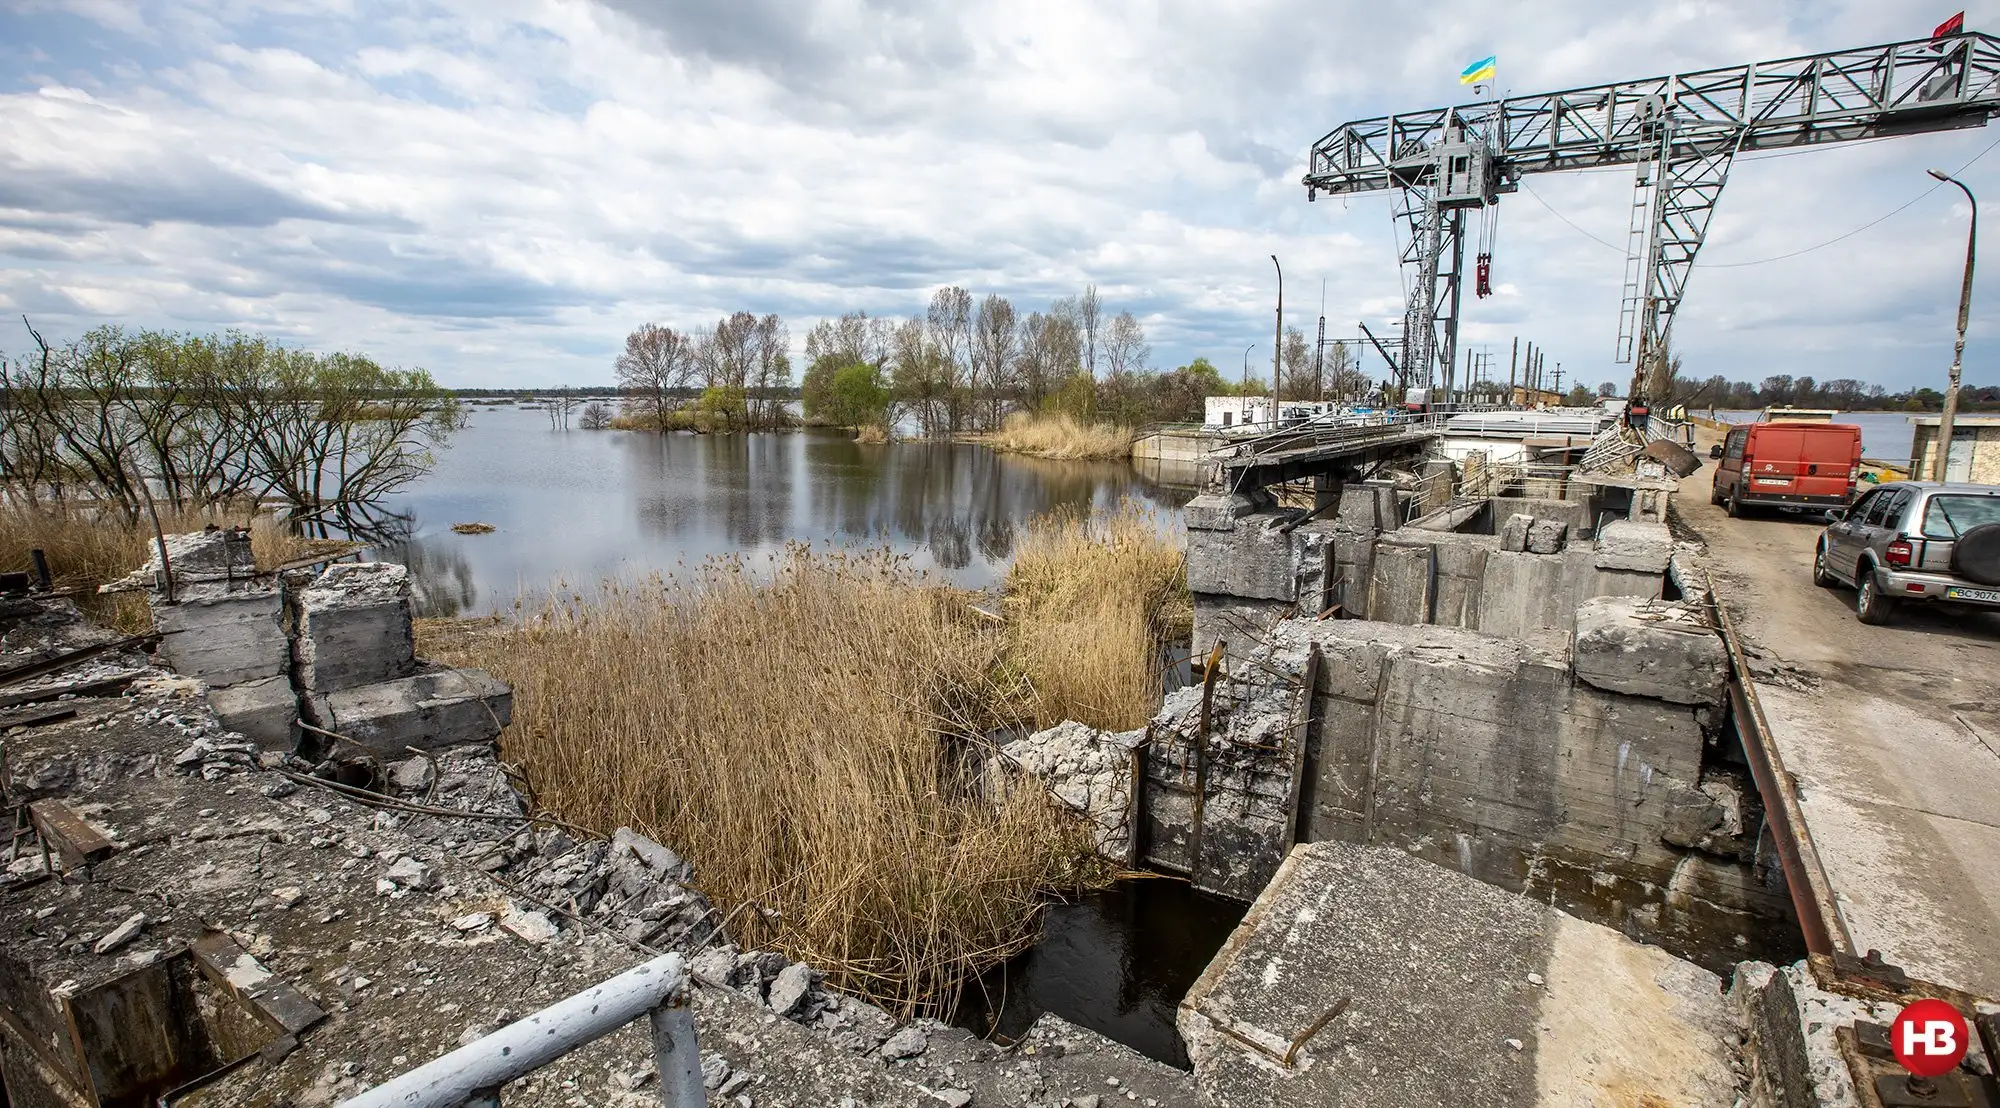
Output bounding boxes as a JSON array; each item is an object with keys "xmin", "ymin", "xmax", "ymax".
[
  {"xmin": 373, "ymin": 405, "xmax": 1197, "ymax": 616},
  {"xmin": 953, "ymin": 879, "xmax": 1247, "ymax": 1069},
  {"xmin": 1710, "ymin": 410, "xmax": 1922, "ymax": 464}
]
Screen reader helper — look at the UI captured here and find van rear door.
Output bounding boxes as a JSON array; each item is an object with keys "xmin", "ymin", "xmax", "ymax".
[{"xmin": 1744, "ymin": 423, "xmax": 1859, "ymax": 500}]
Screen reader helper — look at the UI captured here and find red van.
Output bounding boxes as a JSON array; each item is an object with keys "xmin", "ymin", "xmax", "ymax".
[{"xmin": 1711, "ymin": 421, "xmax": 1862, "ymax": 517}]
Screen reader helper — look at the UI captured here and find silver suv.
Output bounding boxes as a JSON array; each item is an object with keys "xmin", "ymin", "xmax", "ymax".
[{"xmin": 1813, "ymin": 481, "xmax": 2000, "ymax": 624}]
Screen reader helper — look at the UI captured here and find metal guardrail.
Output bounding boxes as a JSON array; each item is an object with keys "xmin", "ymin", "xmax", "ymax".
[{"xmin": 335, "ymin": 952, "xmax": 703, "ymax": 1108}]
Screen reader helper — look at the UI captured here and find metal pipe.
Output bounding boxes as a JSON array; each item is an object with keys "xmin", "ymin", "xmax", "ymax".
[
  {"xmin": 336, "ymin": 953, "xmax": 700, "ymax": 1108},
  {"xmin": 1927, "ymin": 168, "xmax": 1975, "ymax": 482}
]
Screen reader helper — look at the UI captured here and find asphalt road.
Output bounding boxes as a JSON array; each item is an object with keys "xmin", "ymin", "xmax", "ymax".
[{"xmin": 1674, "ymin": 460, "xmax": 2000, "ymax": 998}]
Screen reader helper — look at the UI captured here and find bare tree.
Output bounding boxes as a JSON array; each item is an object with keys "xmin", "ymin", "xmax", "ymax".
[
  {"xmin": 889, "ymin": 317, "xmax": 942, "ymax": 436},
  {"xmin": 580, "ymin": 401, "xmax": 613, "ymax": 430},
  {"xmin": 972, "ymin": 294, "xmax": 1018, "ymax": 429},
  {"xmin": 1078, "ymin": 285, "xmax": 1102, "ymax": 382},
  {"xmin": 1102, "ymin": 311, "xmax": 1149, "ymax": 378},
  {"xmin": 614, "ymin": 323, "xmax": 692, "ymax": 431},
  {"xmin": 749, "ymin": 313, "xmax": 790, "ymax": 427},
  {"xmin": 1278, "ymin": 326, "xmax": 1313, "ymax": 401},
  {"xmin": 926, "ymin": 287, "xmax": 972, "ymax": 432}
]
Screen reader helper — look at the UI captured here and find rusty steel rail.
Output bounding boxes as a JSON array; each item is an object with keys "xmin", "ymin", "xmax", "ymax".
[{"xmin": 1708, "ymin": 594, "xmax": 1851, "ymax": 959}]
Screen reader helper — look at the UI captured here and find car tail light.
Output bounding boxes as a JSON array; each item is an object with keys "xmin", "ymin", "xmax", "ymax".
[
  {"xmin": 1885, "ymin": 540, "xmax": 1914, "ymax": 568},
  {"xmin": 1906, "ymin": 583, "xmax": 1927, "ymax": 592}
]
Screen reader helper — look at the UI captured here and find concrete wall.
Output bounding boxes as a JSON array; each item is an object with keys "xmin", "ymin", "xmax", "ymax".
[
  {"xmin": 1184, "ymin": 494, "xmax": 1667, "ymax": 646},
  {"xmin": 1130, "ymin": 427, "xmax": 1219, "ymax": 463},
  {"xmin": 1908, "ymin": 419, "xmax": 2000, "ymax": 482},
  {"xmin": 1137, "ymin": 613, "xmax": 1796, "ymax": 971}
]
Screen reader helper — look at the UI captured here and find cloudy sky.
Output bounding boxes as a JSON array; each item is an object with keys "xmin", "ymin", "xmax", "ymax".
[{"xmin": 1, "ymin": 0, "xmax": 1995, "ymax": 391}]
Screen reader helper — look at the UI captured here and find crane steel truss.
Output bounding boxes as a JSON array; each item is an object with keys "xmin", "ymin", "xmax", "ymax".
[{"xmin": 1306, "ymin": 32, "xmax": 2000, "ymax": 401}]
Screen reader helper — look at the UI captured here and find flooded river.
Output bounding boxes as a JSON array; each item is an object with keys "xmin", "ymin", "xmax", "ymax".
[{"xmin": 372, "ymin": 405, "xmax": 1197, "ymax": 616}]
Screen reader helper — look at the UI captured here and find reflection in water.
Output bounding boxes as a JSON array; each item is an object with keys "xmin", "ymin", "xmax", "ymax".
[
  {"xmin": 372, "ymin": 407, "xmax": 1193, "ymax": 616},
  {"xmin": 953, "ymin": 879, "xmax": 1247, "ymax": 1069}
]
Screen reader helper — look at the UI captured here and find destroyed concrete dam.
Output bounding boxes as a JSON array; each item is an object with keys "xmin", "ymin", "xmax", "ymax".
[{"xmin": 3, "ymin": 418, "xmax": 1997, "ymax": 1107}]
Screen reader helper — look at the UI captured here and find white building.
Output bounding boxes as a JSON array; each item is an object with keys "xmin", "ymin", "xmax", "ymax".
[{"xmin": 1203, "ymin": 396, "xmax": 1340, "ymax": 431}]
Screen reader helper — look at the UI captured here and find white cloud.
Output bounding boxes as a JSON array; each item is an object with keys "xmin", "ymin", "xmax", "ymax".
[{"xmin": 0, "ymin": 0, "xmax": 1993, "ymax": 392}]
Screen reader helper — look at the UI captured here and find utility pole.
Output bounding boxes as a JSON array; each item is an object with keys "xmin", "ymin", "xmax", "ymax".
[
  {"xmin": 1509, "ymin": 337, "xmax": 1519, "ymax": 404},
  {"xmin": 1928, "ymin": 168, "xmax": 1976, "ymax": 481},
  {"xmin": 1554, "ymin": 362, "xmax": 1564, "ymax": 397},
  {"xmin": 1242, "ymin": 342, "xmax": 1256, "ymax": 399},
  {"xmin": 1272, "ymin": 255, "xmax": 1284, "ymax": 409}
]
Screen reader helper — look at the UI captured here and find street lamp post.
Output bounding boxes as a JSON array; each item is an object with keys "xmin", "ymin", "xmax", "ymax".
[
  {"xmin": 1928, "ymin": 168, "xmax": 1977, "ymax": 483},
  {"xmin": 1271, "ymin": 255, "xmax": 1284, "ymax": 412}
]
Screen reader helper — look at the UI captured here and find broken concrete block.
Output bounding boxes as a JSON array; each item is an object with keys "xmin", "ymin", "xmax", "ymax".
[
  {"xmin": 1182, "ymin": 489, "xmax": 1274, "ymax": 532},
  {"xmin": 1186, "ymin": 513, "xmax": 1303, "ymax": 601},
  {"xmin": 500, "ymin": 903, "xmax": 558, "ymax": 945},
  {"xmin": 314, "ymin": 667, "xmax": 512, "ymax": 754},
  {"xmin": 1499, "ymin": 513, "xmax": 1533, "ymax": 553},
  {"xmin": 104, "ymin": 528, "xmax": 255, "ymax": 591},
  {"xmin": 1526, "ymin": 518, "xmax": 1569, "ymax": 555},
  {"xmin": 1572, "ymin": 596, "xmax": 1728, "ymax": 707},
  {"xmin": 206, "ymin": 675, "xmax": 299, "ymax": 750},
  {"xmin": 387, "ymin": 756, "xmax": 436, "ymax": 793},
  {"xmin": 879, "ymin": 1026, "xmax": 927, "ymax": 1059},
  {"xmin": 297, "ymin": 563, "xmax": 417, "ymax": 693},
  {"xmin": 153, "ymin": 581, "xmax": 288, "ymax": 688},
  {"xmin": 94, "ymin": 912, "xmax": 146, "ymax": 955},
  {"xmin": 384, "ymin": 856, "xmax": 438, "ymax": 890},
  {"xmin": 1594, "ymin": 520, "xmax": 1673, "ymax": 574},
  {"xmin": 767, "ymin": 962, "xmax": 814, "ymax": 1017}
]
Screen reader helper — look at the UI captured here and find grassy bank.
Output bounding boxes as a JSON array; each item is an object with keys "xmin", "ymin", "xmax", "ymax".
[
  {"xmin": 0, "ymin": 502, "xmax": 351, "ymax": 629},
  {"xmin": 973, "ymin": 412, "xmax": 1133, "ymax": 461},
  {"xmin": 422, "ymin": 506, "xmax": 1186, "ymax": 1014}
]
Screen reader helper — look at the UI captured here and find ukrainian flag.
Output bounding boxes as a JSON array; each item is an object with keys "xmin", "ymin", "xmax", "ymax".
[{"xmin": 1461, "ymin": 55, "xmax": 1497, "ymax": 85}]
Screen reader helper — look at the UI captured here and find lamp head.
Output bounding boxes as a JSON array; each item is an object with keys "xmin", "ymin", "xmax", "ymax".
[{"xmin": 1929, "ymin": 168, "xmax": 1952, "ymax": 183}]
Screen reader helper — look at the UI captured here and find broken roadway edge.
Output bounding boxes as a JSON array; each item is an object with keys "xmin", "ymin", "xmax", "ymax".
[{"xmin": 1671, "ymin": 456, "xmax": 2000, "ymax": 1000}]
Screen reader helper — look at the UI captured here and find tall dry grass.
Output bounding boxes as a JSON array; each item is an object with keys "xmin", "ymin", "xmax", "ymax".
[
  {"xmin": 978, "ymin": 412, "xmax": 1133, "ymax": 460},
  {"xmin": 0, "ymin": 501, "xmax": 352, "ymax": 628},
  {"xmin": 1006, "ymin": 503, "xmax": 1188, "ymax": 731},
  {"xmin": 429, "ymin": 549, "xmax": 1100, "ymax": 1014},
  {"xmin": 423, "ymin": 506, "xmax": 1187, "ymax": 1014}
]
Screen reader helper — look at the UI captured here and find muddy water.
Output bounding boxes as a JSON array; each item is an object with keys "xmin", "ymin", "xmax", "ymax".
[
  {"xmin": 370, "ymin": 405, "xmax": 1197, "ymax": 616},
  {"xmin": 953, "ymin": 878, "xmax": 1247, "ymax": 1069}
]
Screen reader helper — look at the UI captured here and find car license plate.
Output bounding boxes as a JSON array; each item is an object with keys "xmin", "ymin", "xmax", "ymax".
[
  {"xmin": 1947, "ymin": 586, "xmax": 2000, "ymax": 604},
  {"xmin": 1754, "ymin": 478, "xmax": 1791, "ymax": 486}
]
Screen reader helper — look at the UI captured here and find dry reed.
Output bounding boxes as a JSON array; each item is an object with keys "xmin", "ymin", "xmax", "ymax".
[
  {"xmin": 1006, "ymin": 503, "xmax": 1189, "ymax": 731},
  {"xmin": 423, "ymin": 507, "xmax": 1187, "ymax": 1015},
  {"xmin": 977, "ymin": 412, "xmax": 1133, "ymax": 460},
  {"xmin": 428, "ymin": 548, "xmax": 1101, "ymax": 1015},
  {"xmin": 0, "ymin": 500, "xmax": 353, "ymax": 629}
]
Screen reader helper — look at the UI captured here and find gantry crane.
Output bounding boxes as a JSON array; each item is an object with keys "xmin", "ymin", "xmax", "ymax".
[{"xmin": 1305, "ymin": 30, "xmax": 2000, "ymax": 406}]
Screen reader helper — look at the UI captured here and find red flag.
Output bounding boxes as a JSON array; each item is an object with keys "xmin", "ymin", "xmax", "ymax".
[{"xmin": 1933, "ymin": 11, "xmax": 1965, "ymax": 39}]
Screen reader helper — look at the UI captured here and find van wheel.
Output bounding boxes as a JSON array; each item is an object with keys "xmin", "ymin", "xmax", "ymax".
[
  {"xmin": 1856, "ymin": 568, "xmax": 1897, "ymax": 626},
  {"xmin": 1813, "ymin": 542, "xmax": 1838, "ymax": 588},
  {"xmin": 1726, "ymin": 488, "xmax": 1743, "ymax": 519},
  {"xmin": 1710, "ymin": 483, "xmax": 1723, "ymax": 506}
]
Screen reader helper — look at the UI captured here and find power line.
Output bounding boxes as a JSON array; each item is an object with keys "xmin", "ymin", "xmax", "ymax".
[
  {"xmin": 1520, "ymin": 180, "xmax": 1623, "ymax": 252},
  {"xmin": 1698, "ymin": 132, "xmax": 2000, "ymax": 268},
  {"xmin": 1519, "ymin": 132, "xmax": 2000, "ymax": 266}
]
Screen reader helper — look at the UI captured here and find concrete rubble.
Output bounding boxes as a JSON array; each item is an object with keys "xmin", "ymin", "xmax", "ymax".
[
  {"xmin": 1, "ymin": 594, "xmax": 1210, "ymax": 1107},
  {"xmin": 998, "ymin": 721, "xmax": 1147, "ymax": 861},
  {"xmin": 1573, "ymin": 595, "xmax": 1730, "ymax": 707},
  {"xmin": 111, "ymin": 530, "xmax": 514, "ymax": 757}
]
